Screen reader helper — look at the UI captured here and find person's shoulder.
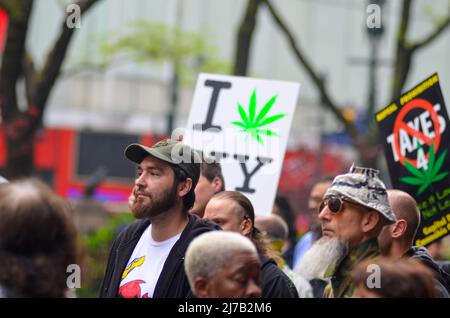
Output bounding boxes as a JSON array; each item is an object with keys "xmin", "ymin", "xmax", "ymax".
[
  {"xmin": 259, "ymin": 256, "xmax": 299, "ymax": 298},
  {"xmin": 408, "ymin": 245, "xmax": 429, "ymax": 256},
  {"xmin": 261, "ymin": 258, "xmax": 288, "ymax": 280},
  {"xmin": 114, "ymin": 219, "xmax": 150, "ymax": 243},
  {"xmin": 187, "ymin": 213, "xmax": 222, "ymax": 235},
  {"xmin": 169, "ymin": 214, "xmax": 221, "ymax": 259},
  {"xmin": 408, "ymin": 246, "xmax": 440, "ymax": 270},
  {"xmin": 260, "ymin": 256, "xmax": 292, "ymax": 281}
]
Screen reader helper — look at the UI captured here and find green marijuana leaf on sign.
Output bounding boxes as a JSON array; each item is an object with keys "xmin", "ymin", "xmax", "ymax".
[
  {"xmin": 399, "ymin": 143, "xmax": 448, "ymax": 195},
  {"xmin": 231, "ymin": 89, "xmax": 286, "ymax": 144}
]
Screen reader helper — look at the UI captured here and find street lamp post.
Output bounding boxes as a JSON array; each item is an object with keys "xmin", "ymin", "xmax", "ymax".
[{"xmin": 365, "ymin": 0, "xmax": 385, "ymax": 127}]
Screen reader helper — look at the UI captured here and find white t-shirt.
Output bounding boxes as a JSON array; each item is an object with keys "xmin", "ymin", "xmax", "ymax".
[{"xmin": 117, "ymin": 224, "xmax": 181, "ymax": 298}]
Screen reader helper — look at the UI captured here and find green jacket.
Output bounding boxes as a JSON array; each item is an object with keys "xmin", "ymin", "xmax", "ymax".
[{"xmin": 323, "ymin": 238, "xmax": 380, "ymax": 298}]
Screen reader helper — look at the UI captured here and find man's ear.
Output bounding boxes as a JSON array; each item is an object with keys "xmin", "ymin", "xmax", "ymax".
[
  {"xmin": 178, "ymin": 178, "xmax": 193, "ymax": 197},
  {"xmin": 391, "ymin": 219, "xmax": 407, "ymax": 238},
  {"xmin": 212, "ymin": 176, "xmax": 223, "ymax": 193},
  {"xmin": 362, "ymin": 210, "xmax": 380, "ymax": 233},
  {"xmin": 193, "ymin": 277, "xmax": 210, "ymax": 298},
  {"xmin": 241, "ymin": 218, "xmax": 253, "ymax": 237}
]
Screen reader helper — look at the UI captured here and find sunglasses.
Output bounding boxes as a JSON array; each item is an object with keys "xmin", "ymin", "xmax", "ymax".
[{"xmin": 319, "ymin": 195, "xmax": 347, "ymax": 214}]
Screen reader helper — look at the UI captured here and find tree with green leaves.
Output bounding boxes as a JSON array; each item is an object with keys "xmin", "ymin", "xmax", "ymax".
[{"xmin": 98, "ymin": 20, "xmax": 230, "ymax": 135}]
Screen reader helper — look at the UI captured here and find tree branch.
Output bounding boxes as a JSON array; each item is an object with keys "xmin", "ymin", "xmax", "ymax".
[
  {"xmin": 263, "ymin": 0, "xmax": 359, "ymax": 140},
  {"xmin": 411, "ymin": 15, "xmax": 450, "ymax": 51},
  {"xmin": 391, "ymin": 0, "xmax": 450, "ymax": 100},
  {"xmin": 391, "ymin": 0, "xmax": 414, "ymax": 101},
  {"xmin": 0, "ymin": 0, "xmax": 33, "ymax": 121},
  {"xmin": 233, "ymin": 0, "xmax": 262, "ymax": 75},
  {"xmin": 23, "ymin": 50, "xmax": 36, "ymax": 104},
  {"xmin": 398, "ymin": 0, "xmax": 413, "ymax": 47},
  {"xmin": 33, "ymin": 0, "xmax": 100, "ymax": 115}
]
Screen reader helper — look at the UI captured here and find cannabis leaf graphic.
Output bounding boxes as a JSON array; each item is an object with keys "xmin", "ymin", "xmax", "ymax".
[
  {"xmin": 230, "ymin": 89, "xmax": 286, "ymax": 144},
  {"xmin": 399, "ymin": 143, "xmax": 448, "ymax": 195}
]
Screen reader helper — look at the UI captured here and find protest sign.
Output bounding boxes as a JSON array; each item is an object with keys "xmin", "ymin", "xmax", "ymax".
[
  {"xmin": 183, "ymin": 73, "xmax": 300, "ymax": 216},
  {"xmin": 376, "ymin": 73, "xmax": 450, "ymax": 246}
]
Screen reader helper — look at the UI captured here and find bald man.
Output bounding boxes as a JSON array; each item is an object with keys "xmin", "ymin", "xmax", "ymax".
[
  {"xmin": 255, "ymin": 215, "xmax": 289, "ymax": 247},
  {"xmin": 377, "ymin": 189, "xmax": 450, "ymax": 297}
]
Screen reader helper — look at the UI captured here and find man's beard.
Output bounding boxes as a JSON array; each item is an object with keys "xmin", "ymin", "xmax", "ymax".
[
  {"xmin": 131, "ymin": 182, "xmax": 179, "ymax": 220},
  {"xmin": 295, "ymin": 236, "xmax": 349, "ymax": 280}
]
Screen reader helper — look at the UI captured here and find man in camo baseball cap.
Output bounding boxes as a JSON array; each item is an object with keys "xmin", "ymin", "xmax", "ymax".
[{"xmin": 125, "ymin": 139, "xmax": 201, "ymax": 189}]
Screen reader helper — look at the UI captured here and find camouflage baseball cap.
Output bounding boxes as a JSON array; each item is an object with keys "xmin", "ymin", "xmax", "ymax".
[
  {"xmin": 125, "ymin": 139, "xmax": 201, "ymax": 188},
  {"xmin": 324, "ymin": 164, "xmax": 396, "ymax": 224}
]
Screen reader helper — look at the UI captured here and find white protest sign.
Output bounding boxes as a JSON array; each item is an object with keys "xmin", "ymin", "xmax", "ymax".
[{"xmin": 183, "ymin": 73, "xmax": 300, "ymax": 216}]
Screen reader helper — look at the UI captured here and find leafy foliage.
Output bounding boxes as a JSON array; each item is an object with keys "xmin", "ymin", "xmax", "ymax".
[
  {"xmin": 77, "ymin": 212, "xmax": 134, "ymax": 297},
  {"xmin": 96, "ymin": 21, "xmax": 230, "ymax": 83}
]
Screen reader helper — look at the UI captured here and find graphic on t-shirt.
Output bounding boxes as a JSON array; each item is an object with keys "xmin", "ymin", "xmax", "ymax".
[
  {"xmin": 117, "ymin": 225, "xmax": 182, "ymax": 298},
  {"xmin": 121, "ymin": 256, "xmax": 145, "ymax": 280},
  {"xmin": 118, "ymin": 280, "xmax": 149, "ymax": 298}
]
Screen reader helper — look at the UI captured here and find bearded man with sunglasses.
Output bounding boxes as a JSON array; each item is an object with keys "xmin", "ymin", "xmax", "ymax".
[{"xmin": 296, "ymin": 165, "xmax": 396, "ymax": 298}]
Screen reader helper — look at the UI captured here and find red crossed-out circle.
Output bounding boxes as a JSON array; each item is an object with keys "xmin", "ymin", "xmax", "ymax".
[{"xmin": 393, "ymin": 98, "xmax": 440, "ymax": 167}]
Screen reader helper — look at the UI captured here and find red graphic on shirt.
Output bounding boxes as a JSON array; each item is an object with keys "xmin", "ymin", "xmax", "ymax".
[{"xmin": 118, "ymin": 280, "xmax": 149, "ymax": 298}]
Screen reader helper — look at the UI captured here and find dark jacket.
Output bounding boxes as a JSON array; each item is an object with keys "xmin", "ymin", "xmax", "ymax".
[
  {"xmin": 437, "ymin": 260, "xmax": 450, "ymax": 287},
  {"xmin": 99, "ymin": 213, "xmax": 220, "ymax": 298},
  {"xmin": 405, "ymin": 246, "xmax": 450, "ymax": 297},
  {"xmin": 260, "ymin": 256, "xmax": 299, "ymax": 298}
]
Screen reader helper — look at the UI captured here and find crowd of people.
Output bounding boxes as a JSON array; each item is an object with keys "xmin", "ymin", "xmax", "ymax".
[{"xmin": 1, "ymin": 138, "xmax": 449, "ymax": 298}]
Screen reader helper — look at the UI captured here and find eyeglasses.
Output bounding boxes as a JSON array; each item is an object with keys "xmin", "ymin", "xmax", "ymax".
[{"xmin": 319, "ymin": 195, "xmax": 347, "ymax": 214}]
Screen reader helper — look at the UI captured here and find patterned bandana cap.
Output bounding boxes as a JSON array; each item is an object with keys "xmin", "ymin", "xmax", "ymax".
[{"xmin": 324, "ymin": 164, "xmax": 396, "ymax": 224}]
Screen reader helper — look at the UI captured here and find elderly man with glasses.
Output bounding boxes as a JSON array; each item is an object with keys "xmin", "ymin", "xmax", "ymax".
[{"xmin": 295, "ymin": 165, "xmax": 397, "ymax": 298}]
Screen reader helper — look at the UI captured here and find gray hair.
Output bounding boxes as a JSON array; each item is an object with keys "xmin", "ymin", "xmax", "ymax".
[{"xmin": 184, "ymin": 231, "xmax": 258, "ymax": 292}]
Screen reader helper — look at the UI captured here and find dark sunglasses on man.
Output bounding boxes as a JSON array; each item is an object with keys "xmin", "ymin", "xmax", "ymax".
[
  {"xmin": 319, "ymin": 195, "xmax": 352, "ymax": 214},
  {"xmin": 320, "ymin": 195, "xmax": 375, "ymax": 215}
]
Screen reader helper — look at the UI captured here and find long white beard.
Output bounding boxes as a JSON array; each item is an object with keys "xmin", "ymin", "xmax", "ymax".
[{"xmin": 295, "ymin": 237, "xmax": 348, "ymax": 280}]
